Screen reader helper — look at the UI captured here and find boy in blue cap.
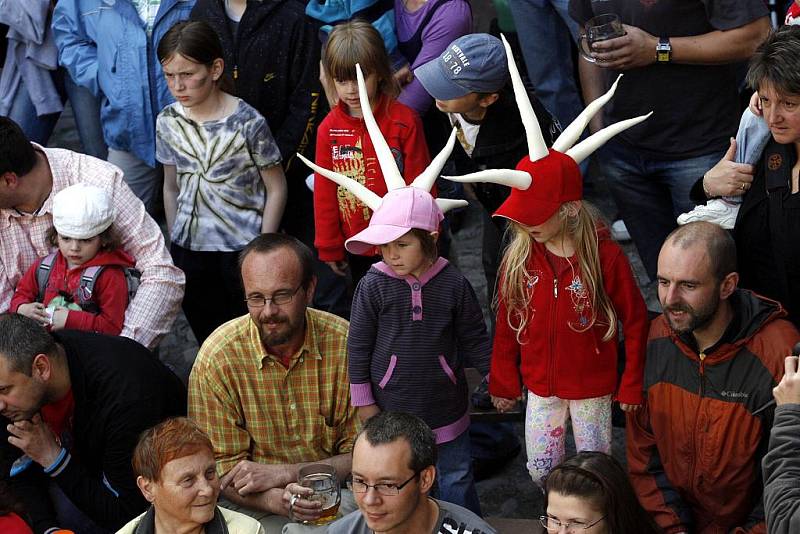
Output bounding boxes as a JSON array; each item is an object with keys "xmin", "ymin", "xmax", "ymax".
[{"xmin": 415, "ymin": 33, "xmax": 559, "ymax": 293}]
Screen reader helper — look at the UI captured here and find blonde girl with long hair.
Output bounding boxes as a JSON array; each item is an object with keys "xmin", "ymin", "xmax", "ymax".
[{"xmin": 444, "ymin": 36, "xmax": 650, "ymax": 487}]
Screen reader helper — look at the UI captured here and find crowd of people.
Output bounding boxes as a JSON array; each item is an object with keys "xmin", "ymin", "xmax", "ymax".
[{"xmin": 2, "ymin": 0, "xmax": 800, "ymax": 533}]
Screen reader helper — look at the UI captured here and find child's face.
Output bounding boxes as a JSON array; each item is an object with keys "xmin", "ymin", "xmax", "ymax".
[
  {"xmin": 434, "ymin": 92, "xmax": 492, "ymax": 116},
  {"xmin": 334, "ymin": 72, "xmax": 379, "ymax": 117},
  {"xmin": 521, "ymin": 210, "xmax": 565, "ymax": 245},
  {"xmin": 58, "ymin": 235, "xmax": 102, "ymax": 269},
  {"xmin": 162, "ymin": 53, "xmax": 223, "ymax": 109},
  {"xmin": 379, "ymin": 231, "xmax": 431, "ymax": 278}
]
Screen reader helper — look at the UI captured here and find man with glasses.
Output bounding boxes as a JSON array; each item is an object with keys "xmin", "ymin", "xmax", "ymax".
[
  {"xmin": 188, "ymin": 233, "xmax": 359, "ymax": 533},
  {"xmin": 327, "ymin": 411, "xmax": 495, "ymax": 534}
]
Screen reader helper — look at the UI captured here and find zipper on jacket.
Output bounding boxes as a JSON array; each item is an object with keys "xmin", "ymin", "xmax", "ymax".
[
  {"xmin": 233, "ymin": 65, "xmax": 239, "ymax": 80},
  {"xmin": 547, "ymin": 276, "xmax": 559, "ymax": 396},
  {"xmin": 690, "ymin": 351, "xmax": 707, "ymax": 494}
]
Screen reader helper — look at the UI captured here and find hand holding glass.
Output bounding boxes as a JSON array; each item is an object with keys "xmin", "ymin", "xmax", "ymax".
[{"xmin": 579, "ymin": 14, "xmax": 626, "ymax": 63}]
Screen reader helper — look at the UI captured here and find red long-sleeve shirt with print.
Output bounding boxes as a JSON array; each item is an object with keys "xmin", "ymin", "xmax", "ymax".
[{"xmin": 313, "ymin": 95, "xmax": 431, "ymax": 262}]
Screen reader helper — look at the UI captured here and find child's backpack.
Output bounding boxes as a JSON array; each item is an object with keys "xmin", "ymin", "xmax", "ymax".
[{"xmin": 35, "ymin": 252, "xmax": 141, "ymax": 310}]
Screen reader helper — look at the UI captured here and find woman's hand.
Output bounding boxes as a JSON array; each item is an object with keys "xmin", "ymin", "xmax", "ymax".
[{"xmin": 701, "ymin": 138, "xmax": 755, "ymax": 197}]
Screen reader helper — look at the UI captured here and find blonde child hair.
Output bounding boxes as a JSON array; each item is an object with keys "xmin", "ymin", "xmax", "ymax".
[
  {"xmin": 323, "ymin": 20, "xmax": 400, "ymax": 99},
  {"xmin": 498, "ymin": 201, "xmax": 618, "ymax": 343}
]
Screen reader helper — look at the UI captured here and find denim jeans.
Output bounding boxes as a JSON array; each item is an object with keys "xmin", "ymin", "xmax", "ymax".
[
  {"xmin": 64, "ymin": 76, "xmax": 108, "ymax": 159},
  {"xmin": 107, "ymin": 148, "xmax": 161, "ymax": 214},
  {"xmin": 508, "ymin": 0, "xmax": 583, "ymax": 131},
  {"xmin": 434, "ymin": 429, "xmax": 482, "ymax": 516},
  {"xmin": 599, "ymin": 141, "xmax": 725, "ymax": 281}
]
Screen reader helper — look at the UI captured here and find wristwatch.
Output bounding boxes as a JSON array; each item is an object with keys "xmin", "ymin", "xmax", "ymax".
[{"xmin": 656, "ymin": 37, "xmax": 671, "ymax": 63}]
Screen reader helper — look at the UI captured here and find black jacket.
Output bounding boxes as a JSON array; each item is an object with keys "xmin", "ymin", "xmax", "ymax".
[
  {"xmin": 426, "ymin": 85, "xmax": 561, "ymax": 213},
  {"xmin": 1, "ymin": 331, "xmax": 186, "ymax": 533},
  {"xmin": 191, "ymin": 0, "xmax": 322, "ymax": 173}
]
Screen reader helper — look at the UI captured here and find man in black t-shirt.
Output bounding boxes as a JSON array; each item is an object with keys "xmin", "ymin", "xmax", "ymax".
[{"xmin": 568, "ymin": 0, "xmax": 770, "ymax": 282}]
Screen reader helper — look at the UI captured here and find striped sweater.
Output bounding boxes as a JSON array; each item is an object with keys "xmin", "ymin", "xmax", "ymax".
[{"xmin": 348, "ymin": 258, "xmax": 491, "ymax": 443}]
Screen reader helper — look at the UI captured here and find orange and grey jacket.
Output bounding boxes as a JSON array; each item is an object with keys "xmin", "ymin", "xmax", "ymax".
[{"xmin": 627, "ymin": 290, "xmax": 800, "ymax": 534}]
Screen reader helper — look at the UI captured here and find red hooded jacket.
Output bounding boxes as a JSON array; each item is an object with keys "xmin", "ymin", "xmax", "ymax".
[
  {"xmin": 489, "ymin": 234, "xmax": 648, "ymax": 404},
  {"xmin": 11, "ymin": 248, "xmax": 136, "ymax": 335}
]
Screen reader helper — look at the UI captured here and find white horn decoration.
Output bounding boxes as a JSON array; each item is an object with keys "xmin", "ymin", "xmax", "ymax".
[
  {"xmin": 436, "ymin": 198, "xmax": 469, "ymax": 212},
  {"xmin": 553, "ymin": 73, "xmax": 623, "ymax": 153},
  {"xmin": 411, "ymin": 127, "xmax": 457, "ymax": 192},
  {"xmin": 356, "ymin": 64, "xmax": 405, "ymax": 191},
  {"xmin": 501, "ymin": 34, "xmax": 548, "ymax": 163},
  {"xmin": 442, "ymin": 169, "xmax": 533, "ymax": 190},
  {"xmin": 296, "ymin": 153, "xmax": 383, "ymax": 211},
  {"xmin": 566, "ymin": 112, "xmax": 653, "ymax": 165}
]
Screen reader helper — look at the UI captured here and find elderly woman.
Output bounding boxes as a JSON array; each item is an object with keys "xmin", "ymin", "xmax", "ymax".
[
  {"xmin": 697, "ymin": 25, "xmax": 800, "ymax": 327},
  {"xmin": 117, "ymin": 418, "xmax": 263, "ymax": 534}
]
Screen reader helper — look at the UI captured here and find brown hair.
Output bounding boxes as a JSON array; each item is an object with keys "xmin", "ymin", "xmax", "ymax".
[
  {"xmin": 409, "ymin": 228, "xmax": 438, "ymax": 262},
  {"xmin": 546, "ymin": 452, "xmax": 662, "ymax": 534},
  {"xmin": 158, "ymin": 20, "xmax": 234, "ymax": 94},
  {"xmin": 47, "ymin": 224, "xmax": 122, "ymax": 252},
  {"xmin": 497, "ymin": 201, "xmax": 618, "ymax": 343},
  {"xmin": 323, "ymin": 20, "xmax": 399, "ymax": 99},
  {"xmin": 132, "ymin": 417, "xmax": 215, "ymax": 482}
]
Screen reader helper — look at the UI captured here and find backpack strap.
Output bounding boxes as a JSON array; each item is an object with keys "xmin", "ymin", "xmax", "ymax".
[
  {"xmin": 77, "ymin": 265, "xmax": 141, "ymax": 309},
  {"xmin": 35, "ymin": 252, "xmax": 58, "ymax": 303},
  {"xmin": 78, "ymin": 265, "xmax": 105, "ymax": 308}
]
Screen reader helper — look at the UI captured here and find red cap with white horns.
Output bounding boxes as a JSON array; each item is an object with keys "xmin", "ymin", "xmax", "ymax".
[{"xmin": 443, "ymin": 34, "xmax": 652, "ymax": 227}]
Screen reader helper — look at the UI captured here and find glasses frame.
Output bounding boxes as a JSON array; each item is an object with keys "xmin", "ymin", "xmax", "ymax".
[
  {"xmin": 347, "ymin": 472, "xmax": 419, "ymax": 496},
  {"xmin": 539, "ymin": 514, "xmax": 607, "ymax": 532},
  {"xmin": 244, "ymin": 284, "xmax": 303, "ymax": 308}
]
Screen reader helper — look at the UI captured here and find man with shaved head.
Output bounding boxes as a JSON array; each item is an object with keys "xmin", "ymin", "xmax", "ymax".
[{"xmin": 627, "ymin": 221, "xmax": 800, "ymax": 533}]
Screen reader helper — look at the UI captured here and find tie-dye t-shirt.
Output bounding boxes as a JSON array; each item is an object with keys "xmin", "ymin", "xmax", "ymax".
[{"xmin": 156, "ymin": 99, "xmax": 282, "ymax": 251}]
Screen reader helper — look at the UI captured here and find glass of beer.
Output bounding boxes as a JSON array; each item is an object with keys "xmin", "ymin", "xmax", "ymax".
[
  {"xmin": 579, "ymin": 13, "xmax": 626, "ymax": 63},
  {"xmin": 298, "ymin": 463, "xmax": 341, "ymax": 525}
]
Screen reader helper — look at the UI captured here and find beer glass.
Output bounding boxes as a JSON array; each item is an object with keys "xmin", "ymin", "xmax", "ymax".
[
  {"xmin": 579, "ymin": 14, "xmax": 626, "ymax": 63},
  {"xmin": 297, "ymin": 463, "xmax": 341, "ymax": 525}
]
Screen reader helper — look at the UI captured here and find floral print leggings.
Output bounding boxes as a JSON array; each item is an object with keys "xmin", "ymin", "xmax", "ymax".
[{"xmin": 524, "ymin": 392, "xmax": 612, "ymax": 487}]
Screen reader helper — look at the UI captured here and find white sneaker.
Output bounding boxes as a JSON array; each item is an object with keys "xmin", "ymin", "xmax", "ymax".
[
  {"xmin": 611, "ymin": 219, "xmax": 631, "ymax": 241},
  {"xmin": 676, "ymin": 198, "xmax": 740, "ymax": 229}
]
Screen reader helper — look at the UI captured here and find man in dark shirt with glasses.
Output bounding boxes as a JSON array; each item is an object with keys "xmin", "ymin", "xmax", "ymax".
[{"xmin": 327, "ymin": 412, "xmax": 495, "ymax": 534}]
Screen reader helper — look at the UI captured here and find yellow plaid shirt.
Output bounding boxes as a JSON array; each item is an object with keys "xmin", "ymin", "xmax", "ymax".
[{"xmin": 188, "ymin": 308, "xmax": 358, "ymax": 476}]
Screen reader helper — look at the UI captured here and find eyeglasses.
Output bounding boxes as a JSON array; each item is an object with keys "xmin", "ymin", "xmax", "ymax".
[
  {"xmin": 244, "ymin": 285, "xmax": 303, "ymax": 307},
  {"xmin": 539, "ymin": 515, "xmax": 607, "ymax": 532},
  {"xmin": 347, "ymin": 472, "xmax": 418, "ymax": 496}
]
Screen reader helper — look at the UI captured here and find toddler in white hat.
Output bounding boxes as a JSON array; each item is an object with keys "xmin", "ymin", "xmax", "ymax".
[{"xmin": 11, "ymin": 183, "xmax": 136, "ymax": 335}]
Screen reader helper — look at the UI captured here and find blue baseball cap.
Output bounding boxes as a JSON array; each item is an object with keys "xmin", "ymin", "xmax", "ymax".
[{"xmin": 415, "ymin": 34, "xmax": 509, "ymax": 100}]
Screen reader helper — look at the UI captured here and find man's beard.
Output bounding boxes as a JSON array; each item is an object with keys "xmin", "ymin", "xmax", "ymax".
[
  {"xmin": 663, "ymin": 295, "xmax": 720, "ymax": 335},
  {"xmin": 258, "ymin": 313, "xmax": 297, "ymax": 347}
]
